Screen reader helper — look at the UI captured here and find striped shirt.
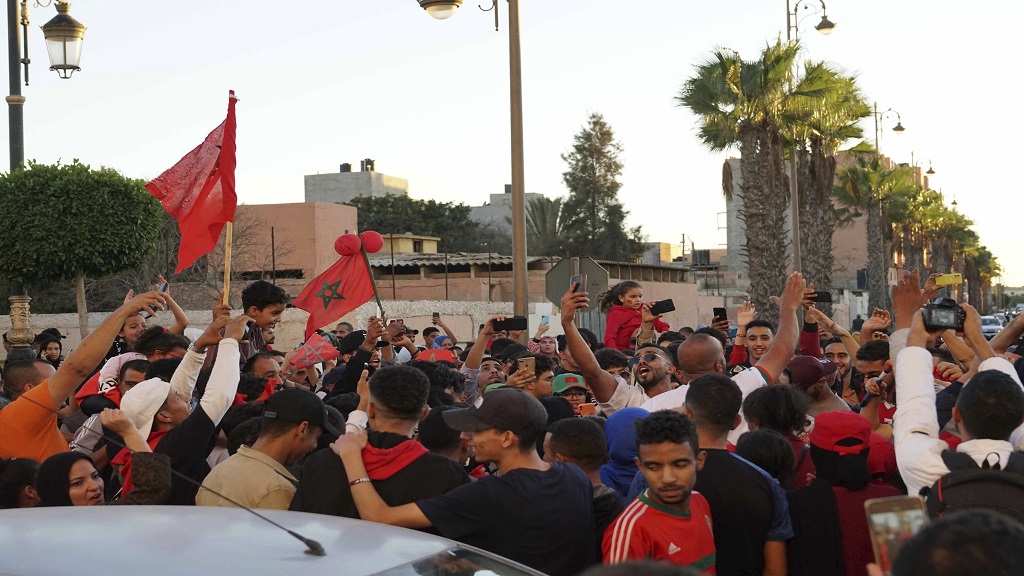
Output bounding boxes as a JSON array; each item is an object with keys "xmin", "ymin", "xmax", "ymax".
[{"xmin": 603, "ymin": 489, "xmax": 716, "ymax": 573}]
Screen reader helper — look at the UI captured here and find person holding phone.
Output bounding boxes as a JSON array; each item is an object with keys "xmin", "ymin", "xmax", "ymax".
[{"xmin": 599, "ymin": 281, "xmax": 669, "ymax": 351}]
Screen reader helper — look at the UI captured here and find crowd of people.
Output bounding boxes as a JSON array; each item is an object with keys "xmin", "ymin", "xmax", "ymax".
[{"xmin": 3, "ymin": 272, "xmax": 1024, "ymax": 576}]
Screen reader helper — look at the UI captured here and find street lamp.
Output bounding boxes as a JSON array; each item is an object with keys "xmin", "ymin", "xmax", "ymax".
[
  {"xmin": 415, "ymin": 0, "xmax": 529, "ymax": 320},
  {"xmin": 785, "ymin": 0, "xmax": 836, "ymax": 272},
  {"xmin": 915, "ymin": 159, "xmax": 936, "ymax": 176},
  {"xmin": 5, "ymin": 0, "xmax": 86, "ymax": 361},
  {"xmin": 873, "ymin": 103, "xmax": 905, "ymax": 156}
]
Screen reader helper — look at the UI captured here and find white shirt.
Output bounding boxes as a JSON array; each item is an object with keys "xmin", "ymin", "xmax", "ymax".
[
  {"xmin": 894, "ymin": 346, "xmax": 1024, "ymax": 496},
  {"xmin": 597, "ymin": 375, "xmax": 651, "ymax": 415},
  {"xmin": 638, "ymin": 367, "xmax": 771, "ymax": 445}
]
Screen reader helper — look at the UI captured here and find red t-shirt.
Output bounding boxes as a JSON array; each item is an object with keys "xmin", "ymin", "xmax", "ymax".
[
  {"xmin": 604, "ymin": 305, "xmax": 670, "ymax": 350},
  {"xmin": 603, "ymin": 490, "xmax": 716, "ymax": 573},
  {"xmin": 786, "ymin": 435, "xmax": 816, "ymax": 489}
]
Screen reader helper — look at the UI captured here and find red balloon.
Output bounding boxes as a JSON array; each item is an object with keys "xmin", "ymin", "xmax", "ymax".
[
  {"xmin": 361, "ymin": 231, "xmax": 384, "ymax": 254},
  {"xmin": 334, "ymin": 233, "xmax": 362, "ymax": 256}
]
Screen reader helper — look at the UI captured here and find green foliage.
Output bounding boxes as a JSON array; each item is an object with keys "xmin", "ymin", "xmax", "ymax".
[
  {"xmin": 343, "ymin": 195, "xmax": 511, "ymax": 254},
  {"xmin": 525, "ymin": 196, "xmax": 563, "ymax": 257},
  {"xmin": 0, "ymin": 161, "xmax": 163, "ymax": 286},
  {"xmin": 559, "ymin": 113, "xmax": 643, "ymax": 261}
]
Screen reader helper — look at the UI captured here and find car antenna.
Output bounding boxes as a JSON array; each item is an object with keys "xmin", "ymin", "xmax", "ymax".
[{"xmin": 18, "ymin": 393, "xmax": 327, "ymax": 557}]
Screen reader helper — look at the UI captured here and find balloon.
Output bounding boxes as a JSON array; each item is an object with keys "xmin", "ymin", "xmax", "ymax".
[
  {"xmin": 361, "ymin": 231, "xmax": 384, "ymax": 254},
  {"xmin": 334, "ymin": 234, "xmax": 362, "ymax": 256}
]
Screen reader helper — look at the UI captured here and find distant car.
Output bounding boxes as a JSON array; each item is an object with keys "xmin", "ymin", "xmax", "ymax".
[
  {"xmin": 981, "ymin": 315, "xmax": 1003, "ymax": 339},
  {"xmin": 0, "ymin": 506, "xmax": 545, "ymax": 576}
]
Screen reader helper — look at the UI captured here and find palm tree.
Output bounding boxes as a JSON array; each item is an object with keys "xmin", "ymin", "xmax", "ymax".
[
  {"xmin": 790, "ymin": 61, "xmax": 870, "ymax": 304},
  {"xmin": 679, "ymin": 40, "xmax": 800, "ymax": 322},
  {"xmin": 834, "ymin": 154, "xmax": 915, "ymax": 310},
  {"xmin": 525, "ymin": 196, "xmax": 564, "ymax": 257}
]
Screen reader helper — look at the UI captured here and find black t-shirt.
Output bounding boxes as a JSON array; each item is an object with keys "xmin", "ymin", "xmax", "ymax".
[
  {"xmin": 694, "ymin": 448, "xmax": 778, "ymax": 576},
  {"xmin": 155, "ymin": 407, "xmax": 218, "ymax": 505},
  {"xmin": 417, "ymin": 462, "xmax": 596, "ymax": 576},
  {"xmin": 290, "ymin": 431, "xmax": 470, "ymax": 519}
]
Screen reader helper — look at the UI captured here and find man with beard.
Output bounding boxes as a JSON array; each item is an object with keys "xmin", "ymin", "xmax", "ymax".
[
  {"xmin": 461, "ymin": 317, "xmax": 508, "ymax": 406},
  {"xmin": 603, "ymin": 410, "xmax": 714, "ymax": 572}
]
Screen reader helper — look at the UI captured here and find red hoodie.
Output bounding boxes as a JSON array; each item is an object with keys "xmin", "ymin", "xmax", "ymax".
[{"xmin": 603, "ymin": 304, "xmax": 669, "ymax": 350}]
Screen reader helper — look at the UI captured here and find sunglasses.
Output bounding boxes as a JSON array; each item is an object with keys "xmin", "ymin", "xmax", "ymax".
[{"xmin": 627, "ymin": 353, "xmax": 662, "ymax": 367}]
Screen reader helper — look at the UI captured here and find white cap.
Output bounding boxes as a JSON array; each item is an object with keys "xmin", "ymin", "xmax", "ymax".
[{"xmin": 119, "ymin": 378, "xmax": 172, "ymax": 439}]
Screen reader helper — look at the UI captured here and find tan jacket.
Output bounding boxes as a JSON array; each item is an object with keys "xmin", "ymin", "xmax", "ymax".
[{"xmin": 195, "ymin": 445, "xmax": 297, "ymax": 510}]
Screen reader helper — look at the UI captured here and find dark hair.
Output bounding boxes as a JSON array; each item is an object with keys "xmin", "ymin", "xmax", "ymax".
[
  {"xmin": 735, "ymin": 429, "xmax": 794, "ymax": 482},
  {"xmin": 134, "ymin": 327, "xmax": 190, "ymax": 358},
  {"xmin": 423, "ymin": 326, "xmax": 440, "ymax": 338},
  {"xmin": 221, "ymin": 402, "xmax": 265, "ymax": 437},
  {"xmin": 0, "ymin": 457, "xmax": 40, "ymax": 509},
  {"xmin": 742, "ymin": 385, "xmax": 808, "ymax": 435},
  {"xmin": 594, "ymin": 348, "xmax": 630, "ymax": 371},
  {"xmin": 634, "ymin": 410, "xmax": 700, "ymax": 458},
  {"xmin": 36, "ymin": 337, "xmax": 61, "ymax": 358},
  {"xmin": 230, "ymin": 417, "xmax": 264, "ymax": 454},
  {"xmin": 265, "ymin": 349, "xmax": 287, "ymax": 360},
  {"xmin": 407, "ymin": 360, "xmax": 465, "ymax": 408},
  {"xmin": 540, "ymin": 395, "xmax": 575, "ymax": 427},
  {"xmin": 664, "ymin": 341, "xmax": 685, "ymax": 368},
  {"xmin": 658, "ymin": 331, "xmax": 684, "ymax": 345},
  {"xmin": 418, "ymin": 404, "xmax": 464, "ymax": 452},
  {"xmin": 956, "ymin": 370, "xmax": 1024, "ymax": 440},
  {"xmin": 508, "ymin": 353, "xmax": 556, "ymax": 378},
  {"xmin": 369, "ymin": 365, "xmax": 429, "ymax": 420},
  {"xmin": 1, "ymin": 359, "xmax": 50, "ymax": 396},
  {"xmin": 241, "ymin": 280, "xmax": 289, "ymax": 311},
  {"xmin": 242, "ymin": 353, "xmax": 277, "ymax": 375},
  {"xmin": 584, "ymin": 414, "xmax": 607, "ymax": 429},
  {"xmin": 892, "ymin": 510, "xmax": 1024, "ymax": 576},
  {"xmin": 547, "ymin": 418, "xmax": 609, "ymax": 472},
  {"xmin": 144, "ymin": 358, "xmax": 183, "ymax": 383},
  {"xmin": 928, "ymin": 347, "xmax": 955, "ymax": 364},
  {"xmin": 685, "ymin": 374, "xmax": 742, "ymax": 436},
  {"xmin": 746, "ymin": 319, "xmax": 775, "ymax": 333},
  {"xmin": 325, "ymin": 392, "xmax": 361, "ymax": 422},
  {"xmin": 579, "ymin": 329, "xmax": 600, "ymax": 351},
  {"xmin": 694, "ymin": 326, "xmax": 727, "ymax": 349},
  {"xmin": 598, "ymin": 281, "xmax": 642, "ymax": 314},
  {"xmin": 488, "ymin": 337, "xmax": 516, "ymax": 358},
  {"xmin": 118, "ymin": 359, "xmax": 151, "ymax": 383},
  {"xmin": 855, "ymin": 339, "xmax": 890, "ymax": 362}
]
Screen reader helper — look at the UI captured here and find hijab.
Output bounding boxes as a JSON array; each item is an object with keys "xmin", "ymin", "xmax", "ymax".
[
  {"xmin": 431, "ymin": 335, "xmax": 451, "ymax": 350},
  {"xmin": 37, "ymin": 452, "xmax": 94, "ymax": 507}
]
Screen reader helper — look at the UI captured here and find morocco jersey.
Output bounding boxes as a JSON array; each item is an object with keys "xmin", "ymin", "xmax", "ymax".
[{"xmin": 603, "ymin": 489, "xmax": 716, "ymax": 573}]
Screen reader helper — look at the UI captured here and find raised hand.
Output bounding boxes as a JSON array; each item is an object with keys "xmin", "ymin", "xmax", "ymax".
[{"xmin": 736, "ymin": 301, "xmax": 756, "ymax": 327}]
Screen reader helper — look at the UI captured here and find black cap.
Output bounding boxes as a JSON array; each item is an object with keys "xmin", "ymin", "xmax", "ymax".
[
  {"xmin": 42, "ymin": 328, "xmax": 66, "ymax": 339},
  {"xmin": 442, "ymin": 388, "xmax": 547, "ymax": 438},
  {"xmin": 263, "ymin": 389, "xmax": 342, "ymax": 436}
]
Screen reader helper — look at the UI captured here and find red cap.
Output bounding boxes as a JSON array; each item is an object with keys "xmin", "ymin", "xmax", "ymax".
[
  {"xmin": 810, "ymin": 410, "xmax": 871, "ymax": 456},
  {"xmin": 787, "ymin": 355, "xmax": 837, "ymax": 388}
]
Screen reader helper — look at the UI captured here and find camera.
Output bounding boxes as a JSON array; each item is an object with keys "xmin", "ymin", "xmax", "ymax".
[{"xmin": 922, "ymin": 298, "xmax": 965, "ymax": 332}]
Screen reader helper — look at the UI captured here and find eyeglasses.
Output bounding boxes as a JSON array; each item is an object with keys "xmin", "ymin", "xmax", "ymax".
[
  {"xmin": 560, "ymin": 389, "xmax": 587, "ymax": 398},
  {"xmin": 627, "ymin": 353, "xmax": 662, "ymax": 366}
]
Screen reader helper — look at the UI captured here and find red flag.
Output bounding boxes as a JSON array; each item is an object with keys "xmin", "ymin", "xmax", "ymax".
[
  {"xmin": 146, "ymin": 92, "xmax": 238, "ymax": 273},
  {"xmin": 293, "ymin": 253, "xmax": 376, "ymax": 340},
  {"xmin": 292, "ymin": 333, "xmax": 340, "ymax": 369}
]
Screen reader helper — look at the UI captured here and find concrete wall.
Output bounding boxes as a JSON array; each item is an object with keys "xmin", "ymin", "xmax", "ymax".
[
  {"xmin": 469, "ymin": 191, "xmax": 547, "ymax": 234},
  {"xmin": 303, "ymin": 171, "xmax": 409, "ymax": 204},
  {"xmin": 240, "ymin": 203, "xmax": 359, "ymax": 279}
]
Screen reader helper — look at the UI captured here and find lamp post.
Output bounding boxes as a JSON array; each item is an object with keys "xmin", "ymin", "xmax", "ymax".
[
  {"xmin": 784, "ymin": 0, "xmax": 835, "ymax": 272},
  {"xmin": 5, "ymin": 1, "xmax": 86, "ymax": 361},
  {"xmin": 873, "ymin": 103, "xmax": 905, "ymax": 156},
  {"xmin": 416, "ymin": 0, "xmax": 528, "ymax": 319}
]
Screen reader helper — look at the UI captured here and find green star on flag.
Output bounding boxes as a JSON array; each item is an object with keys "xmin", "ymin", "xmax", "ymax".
[
  {"xmin": 314, "ymin": 278, "xmax": 345, "ymax": 310},
  {"xmin": 293, "ymin": 248, "xmax": 377, "ymax": 340}
]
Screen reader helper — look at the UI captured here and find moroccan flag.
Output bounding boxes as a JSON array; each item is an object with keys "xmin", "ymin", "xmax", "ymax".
[
  {"xmin": 293, "ymin": 253, "xmax": 376, "ymax": 340},
  {"xmin": 146, "ymin": 92, "xmax": 238, "ymax": 273},
  {"xmin": 292, "ymin": 333, "xmax": 340, "ymax": 369}
]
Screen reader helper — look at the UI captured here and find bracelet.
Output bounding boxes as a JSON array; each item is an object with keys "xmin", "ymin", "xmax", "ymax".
[{"xmin": 348, "ymin": 477, "xmax": 372, "ymax": 487}]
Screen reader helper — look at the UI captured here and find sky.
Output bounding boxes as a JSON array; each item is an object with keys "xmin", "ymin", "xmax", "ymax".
[{"xmin": 7, "ymin": 1, "xmax": 1023, "ymax": 285}]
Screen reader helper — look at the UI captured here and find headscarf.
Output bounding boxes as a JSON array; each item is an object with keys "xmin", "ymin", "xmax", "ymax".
[
  {"xmin": 431, "ymin": 335, "xmax": 451, "ymax": 350},
  {"xmin": 36, "ymin": 452, "xmax": 95, "ymax": 507},
  {"xmin": 36, "ymin": 337, "xmax": 62, "ymax": 368}
]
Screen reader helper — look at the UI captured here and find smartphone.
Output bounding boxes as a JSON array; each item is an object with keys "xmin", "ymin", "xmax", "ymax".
[
  {"xmin": 728, "ymin": 327, "xmax": 738, "ymax": 338},
  {"xmin": 712, "ymin": 306, "xmax": 727, "ymax": 323},
  {"xmin": 934, "ymin": 273, "xmax": 962, "ymax": 286},
  {"xmin": 575, "ymin": 403, "xmax": 596, "ymax": 417},
  {"xmin": 517, "ymin": 356, "xmax": 536, "ymax": 374},
  {"xmin": 650, "ymin": 299, "xmax": 676, "ymax": 316},
  {"xmin": 570, "ymin": 274, "xmax": 587, "ymax": 293},
  {"xmin": 432, "ymin": 312, "xmax": 440, "ymax": 319},
  {"xmin": 493, "ymin": 316, "xmax": 528, "ymax": 332},
  {"xmin": 141, "ymin": 280, "xmax": 171, "ymax": 319},
  {"xmin": 810, "ymin": 290, "xmax": 833, "ymax": 303},
  {"xmin": 540, "ymin": 315, "xmax": 550, "ymax": 326},
  {"xmin": 865, "ymin": 496, "xmax": 928, "ymax": 575}
]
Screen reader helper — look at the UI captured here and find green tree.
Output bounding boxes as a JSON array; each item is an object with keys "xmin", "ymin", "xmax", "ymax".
[
  {"xmin": 343, "ymin": 195, "xmax": 511, "ymax": 254},
  {"xmin": 525, "ymin": 196, "xmax": 564, "ymax": 257},
  {"xmin": 679, "ymin": 41, "xmax": 800, "ymax": 322},
  {"xmin": 559, "ymin": 113, "xmax": 643, "ymax": 261},
  {"xmin": 0, "ymin": 161, "xmax": 163, "ymax": 335}
]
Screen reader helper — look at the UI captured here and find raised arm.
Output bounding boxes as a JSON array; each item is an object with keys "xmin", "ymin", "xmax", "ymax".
[
  {"xmin": 198, "ymin": 315, "xmax": 248, "ymax": 426},
  {"xmin": 48, "ymin": 292, "xmax": 168, "ymax": 407},
  {"xmin": 807, "ymin": 306, "xmax": 860, "ymax": 358},
  {"xmin": 169, "ymin": 304, "xmax": 230, "ymax": 398},
  {"xmin": 755, "ymin": 272, "xmax": 806, "ymax": 382},
  {"xmin": 434, "ymin": 316, "xmax": 457, "ymax": 344},
  {"xmin": 560, "ymin": 286, "xmax": 619, "ymax": 403}
]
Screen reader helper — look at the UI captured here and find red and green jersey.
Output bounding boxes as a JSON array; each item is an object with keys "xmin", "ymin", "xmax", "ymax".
[{"xmin": 603, "ymin": 490, "xmax": 716, "ymax": 573}]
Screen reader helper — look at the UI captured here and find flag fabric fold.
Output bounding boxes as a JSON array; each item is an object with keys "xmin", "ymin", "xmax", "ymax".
[
  {"xmin": 146, "ymin": 92, "xmax": 238, "ymax": 273},
  {"xmin": 291, "ymin": 333, "xmax": 340, "ymax": 369},
  {"xmin": 293, "ymin": 252, "xmax": 377, "ymax": 340}
]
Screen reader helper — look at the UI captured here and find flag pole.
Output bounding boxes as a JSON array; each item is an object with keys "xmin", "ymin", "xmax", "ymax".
[
  {"xmin": 222, "ymin": 221, "xmax": 233, "ymax": 305},
  {"xmin": 359, "ymin": 237, "xmax": 386, "ymax": 315}
]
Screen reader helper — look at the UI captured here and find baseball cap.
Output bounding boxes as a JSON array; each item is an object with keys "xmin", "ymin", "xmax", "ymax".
[
  {"xmin": 120, "ymin": 378, "xmax": 173, "ymax": 439},
  {"xmin": 786, "ymin": 355, "xmax": 837, "ymax": 388},
  {"xmin": 809, "ymin": 410, "xmax": 871, "ymax": 456},
  {"xmin": 263, "ymin": 388, "xmax": 342, "ymax": 436},
  {"xmin": 552, "ymin": 373, "xmax": 587, "ymax": 395},
  {"xmin": 442, "ymin": 388, "xmax": 547, "ymax": 438}
]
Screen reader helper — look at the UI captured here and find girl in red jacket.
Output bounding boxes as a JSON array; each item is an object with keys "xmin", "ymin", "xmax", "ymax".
[{"xmin": 600, "ymin": 281, "xmax": 669, "ymax": 350}]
